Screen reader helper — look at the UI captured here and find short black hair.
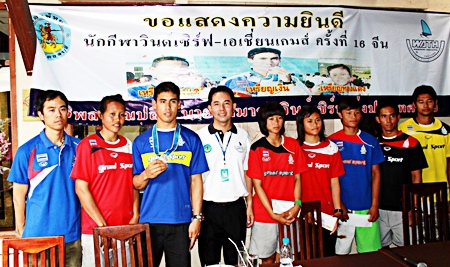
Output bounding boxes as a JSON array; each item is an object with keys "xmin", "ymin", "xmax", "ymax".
[
  {"xmin": 338, "ymin": 98, "xmax": 361, "ymax": 113},
  {"xmin": 296, "ymin": 105, "xmax": 326, "ymax": 145},
  {"xmin": 208, "ymin": 86, "xmax": 235, "ymax": 105},
  {"xmin": 257, "ymin": 102, "xmax": 286, "ymax": 136},
  {"xmin": 99, "ymin": 94, "xmax": 126, "ymax": 114},
  {"xmin": 376, "ymin": 102, "xmax": 399, "ymax": 117},
  {"xmin": 327, "ymin": 64, "xmax": 352, "ymax": 76},
  {"xmin": 35, "ymin": 90, "xmax": 69, "ymax": 114},
  {"xmin": 154, "ymin": 81, "xmax": 180, "ymax": 101},
  {"xmin": 152, "ymin": 56, "xmax": 189, "ymax": 67},
  {"xmin": 412, "ymin": 85, "xmax": 437, "ymax": 103},
  {"xmin": 248, "ymin": 47, "xmax": 281, "ymax": 59}
]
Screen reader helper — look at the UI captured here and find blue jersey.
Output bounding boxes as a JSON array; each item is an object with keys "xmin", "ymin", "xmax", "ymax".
[
  {"xmin": 132, "ymin": 125, "xmax": 209, "ymax": 224},
  {"xmin": 329, "ymin": 130, "xmax": 384, "ymax": 210},
  {"xmin": 8, "ymin": 130, "xmax": 81, "ymax": 243}
]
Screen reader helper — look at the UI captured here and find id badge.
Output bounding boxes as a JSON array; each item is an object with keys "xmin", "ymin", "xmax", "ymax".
[{"xmin": 221, "ymin": 168, "xmax": 229, "ymax": 182}]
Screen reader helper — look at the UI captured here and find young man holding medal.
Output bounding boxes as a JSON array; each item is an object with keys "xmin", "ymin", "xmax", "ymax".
[
  {"xmin": 196, "ymin": 86, "xmax": 254, "ymax": 266},
  {"xmin": 132, "ymin": 81, "xmax": 209, "ymax": 267}
]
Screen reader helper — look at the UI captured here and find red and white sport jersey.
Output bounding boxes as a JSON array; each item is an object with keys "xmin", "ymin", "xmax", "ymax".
[
  {"xmin": 247, "ymin": 135, "xmax": 308, "ymax": 224},
  {"xmin": 301, "ymin": 139, "xmax": 345, "ymax": 215},
  {"xmin": 71, "ymin": 133, "xmax": 134, "ymax": 234}
]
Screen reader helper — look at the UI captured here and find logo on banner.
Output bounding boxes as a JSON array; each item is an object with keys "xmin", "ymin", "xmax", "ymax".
[
  {"xmin": 32, "ymin": 12, "xmax": 71, "ymax": 60},
  {"xmin": 406, "ymin": 20, "xmax": 445, "ymax": 62}
]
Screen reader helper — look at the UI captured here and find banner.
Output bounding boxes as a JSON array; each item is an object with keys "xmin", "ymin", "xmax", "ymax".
[{"xmin": 28, "ymin": 5, "xmax": 450, "ymax": 125}]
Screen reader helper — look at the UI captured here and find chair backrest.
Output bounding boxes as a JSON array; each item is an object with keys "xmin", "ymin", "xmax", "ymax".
[
  {"xmin": 2, "ymin": 236, "xmax": 65, "ymax": 267},
  {"xmin": 93, "ymin": 223, "xmax": 153, "ymax": 267},
  {"xmin": 402, "ymin": 182, "xmax": 449, "ymax": 246},
  {"xmin": 278, "ymin": 201, "xmax": 323, "ymax": 260}
]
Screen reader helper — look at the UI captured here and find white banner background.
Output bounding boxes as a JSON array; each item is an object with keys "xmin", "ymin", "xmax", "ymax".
[{"xmin": 29, "ymin": 5, "xmax": 450, "ymax": 102}]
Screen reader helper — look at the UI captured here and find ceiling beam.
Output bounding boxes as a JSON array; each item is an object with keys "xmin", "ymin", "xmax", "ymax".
[{"xmin": 4, "ymin": 0, "xmax": 35, "ymax": 75}]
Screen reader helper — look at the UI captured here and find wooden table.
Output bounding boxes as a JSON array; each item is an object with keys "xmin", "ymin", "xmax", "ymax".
[
  {"xmin": 260, "ymin": 241, "xmax": 450, "ymax": 267},
  {"xmin": 380, "ymin": 241, "xmax": 450, "ymax": 267},
  {"xmin": 261, "ymin": 251, "xmax": 407, "ymax": 267}
]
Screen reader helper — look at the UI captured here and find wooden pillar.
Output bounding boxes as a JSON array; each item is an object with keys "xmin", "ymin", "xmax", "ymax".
[{"xmin": 4, "ymin": 0, "xmax": 35, "ymax": 75}]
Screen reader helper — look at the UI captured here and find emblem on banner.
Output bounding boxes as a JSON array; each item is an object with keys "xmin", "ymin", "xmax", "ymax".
[
  {"xmin": 406, "ymin": 20, "xmax": 445, "ymax": 63},
  {"xmin": 32, "ymin": 12, "xmax": 71, "ymax": 60}
]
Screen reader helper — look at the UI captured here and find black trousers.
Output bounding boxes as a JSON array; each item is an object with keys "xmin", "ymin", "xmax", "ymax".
[
  {"xmin": 323, "ymin": 228, "xmax": 338, "ymax": 257},
  {"xmin": 198, "ymin": 198, "xmax": 247, "ymax": 266},
  {"xmin": 149, "ymin": 223, "xmax": 191, "ymax": 267}
]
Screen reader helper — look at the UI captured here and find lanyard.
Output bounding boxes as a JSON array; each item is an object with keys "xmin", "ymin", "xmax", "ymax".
[
  {"xmin": 152, "ymin": 123, "xmax": 181, "ymax": 158},
  {"xmin": 214, "ymin": 132, "xmax": 232, "ymax": 165}
]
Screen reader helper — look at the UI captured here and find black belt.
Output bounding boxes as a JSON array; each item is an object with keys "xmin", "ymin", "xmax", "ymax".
[{"xmin": 203, "ymin": 197, "xmax": 244, "ymax": 206}]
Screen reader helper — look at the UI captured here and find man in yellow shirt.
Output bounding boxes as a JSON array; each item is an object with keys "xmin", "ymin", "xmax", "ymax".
[{"xmin": 399, "ymin": 85, "xmax": 450, "ymax": 201}]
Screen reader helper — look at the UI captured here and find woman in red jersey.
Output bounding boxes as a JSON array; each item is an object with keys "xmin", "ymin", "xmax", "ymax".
[
  {"xmin": 71, "ymin": 94, "xmax": 139, "ymax": 266},
  {"xmin": 296, "ymin": 105, "xmax": 347, "ymax": 257}
]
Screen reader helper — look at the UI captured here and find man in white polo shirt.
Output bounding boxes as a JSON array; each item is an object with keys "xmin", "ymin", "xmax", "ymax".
[{"xmin": 197, "ymin": 86, "xmax": 254, "ymax": 266}]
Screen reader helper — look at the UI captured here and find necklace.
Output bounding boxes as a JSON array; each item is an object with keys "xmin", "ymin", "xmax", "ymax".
[{"xmin": 58, "ymin": 135, "xmax": 65, "ymax": 147}]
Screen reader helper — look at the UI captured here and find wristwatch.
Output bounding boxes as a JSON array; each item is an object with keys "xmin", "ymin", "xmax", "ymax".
[
  {"xmin": 334, "ymin": 209, "xmax": 343, "ymax": 213},
  {"xmin": 192, "ymin": 213, "xmax": 204, "ymax": 222}
]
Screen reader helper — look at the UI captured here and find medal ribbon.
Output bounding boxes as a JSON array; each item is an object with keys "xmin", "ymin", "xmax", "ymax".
[{"xmin": 152, "ymin": 123, "xmax": 181, "ymax": 157}]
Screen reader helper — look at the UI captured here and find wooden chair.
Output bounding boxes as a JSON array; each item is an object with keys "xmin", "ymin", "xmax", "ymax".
[
  {"xmin": 278, "ymin": 200, "xmax": 323, "ymax": 261},
  {"xmin": 2, "ymin": 235, "xmax": 65, "ymax": 267},
  {"xmin": 93, "ymin": 223, "xmax": 153, "ymax": 267},
  {"xmin": 402, "ymin": 182, "xmax": 449, "ymax": 246}
]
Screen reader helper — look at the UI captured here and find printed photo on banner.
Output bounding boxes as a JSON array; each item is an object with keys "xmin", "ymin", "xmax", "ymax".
[
  {"xmin": 126, "ymin": 49, "xmax": 319, "ymax": 100},
  {"xmin": 124, "ymin": 54, "xmax": 373, "ymax": 100},
  {"xmin": 310, "ymin": 63, "xmax": 371, "ymax": 96},
  {"xmin": 218, "ymin": 47, "xmax": 313, "ymax": 97},
  {"xmin": 126, "ymin": 56, "xmax": 211, "ymax": 100}
]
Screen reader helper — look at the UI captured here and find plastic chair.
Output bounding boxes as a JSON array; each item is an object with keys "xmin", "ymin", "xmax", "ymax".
[
  {"xmin": 93, "ymin": 223, "xmax": 153, "ymax": 267},
  {"xmin": 402, "ymin": 182, "xmax": 449, "ymax": 245},
  {"xmin": 278, "ymin": 200, "xmax": 323, "ymax": 260},
  {"xmin": 2, "ymin": 235, "xmax": 65, "ymax": 267}
]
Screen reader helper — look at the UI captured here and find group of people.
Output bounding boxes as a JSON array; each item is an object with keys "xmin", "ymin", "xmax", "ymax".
[{"xmin": 7, "ymin": 82, "xmax": 450, "ymax": 267}]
